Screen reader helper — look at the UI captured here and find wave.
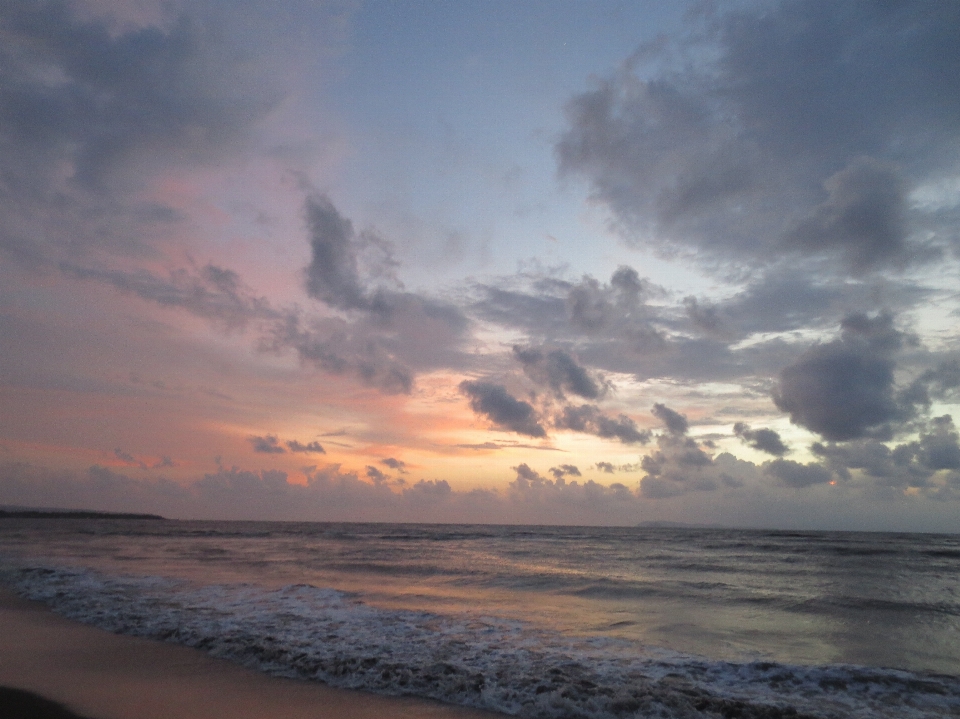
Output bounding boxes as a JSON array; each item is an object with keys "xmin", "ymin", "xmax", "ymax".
[{"xmin": 5, "ymin": 564, "xmax": 960, "ymax": 719}]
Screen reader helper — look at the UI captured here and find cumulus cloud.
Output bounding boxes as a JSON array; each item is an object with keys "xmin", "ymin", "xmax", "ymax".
[
  {"xmin": 459, "ymin": 381, "xmax": 546, "ymax": 438},
  {"xmin": 549, "ymin": 464, "xmax": 581, "ymax": 480},
  {"xmin": 812, "ymin": 415, "xmax": 960, "ymax": 493},
  {"xmin": 0, "ymin": 461, "xmax": 648, "ymax": 525},
  {"xmin": 286, "ymin": 440, "xmax": 325, "ymax": 454},
  {"xmin": 472, "ymin": 266, "xmax": 665, "ymax": 348},
  {"xmin": 297, "ymin": 195, "xmax": 471, "ymax": 393},
  {"xmin": 772, "ymin": 313, "xmax": 916, "ymax": 441},
  {"xmin": 556, "ymin": 0, "xmax": 960, "ymax": 272},
  {"xmin": 788, "ymin": 157, "xmax": 909, "ymax": 272},
  {"xmin": 554, "ymin": 404, "xmax": 650, "ymax": 445},
  {"xmin": 763, "ymin": 459, "xmax": 834, "ymax": 489},
  {"xmin": 250, "ymin": 435, "xmax": 285, "ymax": 454},
  {"xmin": 651, "ymin": 403, "xmax": 688, "ymax": 435},
  {"xmin": 638, "ymin": 403, "xmax": 762, "ymax": 498},
  {"xmin": 365, "ymin": 465, "xmax": 389, "ymax": 484},
  {"xmin": 595, "ymin": 462, "xmax": 615, "ymax": 473},
  {"xmin": 304, "ymin": 195, "xmax": 385, "ymax": 312},
  {"xmin": 733, "ymin": 423, "xmax": 789, "ymax": 456},
  {"xmin": 513, "ymin": 346, "xmax": 606, "ymax": 399}
]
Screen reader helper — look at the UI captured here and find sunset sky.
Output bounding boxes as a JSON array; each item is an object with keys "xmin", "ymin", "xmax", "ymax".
[{"xmin": 2, "ymin": 0, "xmax": 959, "ymax": 530}]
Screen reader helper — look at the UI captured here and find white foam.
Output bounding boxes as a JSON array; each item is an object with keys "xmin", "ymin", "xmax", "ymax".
[{"xmin": 6, "ymin": 564, "xmax": 960, "ymax": 719}]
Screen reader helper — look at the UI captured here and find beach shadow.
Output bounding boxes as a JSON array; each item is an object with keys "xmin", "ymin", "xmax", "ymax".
[{"xmin": 0, "ymin": 687, "xmax": 94, "ymax": 719}]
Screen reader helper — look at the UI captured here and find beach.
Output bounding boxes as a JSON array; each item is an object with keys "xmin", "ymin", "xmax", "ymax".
[{"xmin": 0, "ymin": 588, "xmax": 504, "ymax": 719}]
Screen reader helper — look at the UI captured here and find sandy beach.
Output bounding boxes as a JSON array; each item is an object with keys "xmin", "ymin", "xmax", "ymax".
[{"xmin": 0, "ymin": 588, "xmax": 506, "ymax": 719}]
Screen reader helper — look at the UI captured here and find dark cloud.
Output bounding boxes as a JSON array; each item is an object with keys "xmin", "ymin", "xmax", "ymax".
[
  {"xmin": 459, "ymin": 381, "xmax": 546, "ymax": 438},
  {"xmin": 113, "ymin": 448, "xmax": 137, "ymax": 464},
  {"xmin": 556, "ymin": 0, "xmax": 960, "ymax": 272},
  {"xmin": 554, "ymin": 404, "xmax": 650, "ymax": 445},
  {"xmin": 304, "ymin": 195, "xmax": 373, "ymax": 312},
  {"xmin": 0, "ymin": 0, "xmax": 276, "ymax": 263},
  {"xmin": 651, "ymin": 403, "xmax": 688, "ymax": 435},
  {"xmin": 812, "ymin": 415, "xmax": 960, "ymax": 491},
  {"xmin": 286, "ymin": 440, "xmax": 325, "ymax": 454},
  {"xmin": 112, "ymin": 448, "xmax": 149, "ymax": 470},
  {"xmin": 471, "ymin": 266, "xmax": 798, "ymax": 387},
  {"xmin": 250, "ymin": 435, "xmax": 285, "ymax": 454},
  {"xmin": 683, "ymin": 296, "xmax": 726, "ymax": 337},
  {"xmin": 773, "ymin": 313, "xmax": 917, "ymax": 441},
  {"xmin": 513, "ymin": 346, "xmax": 605, "ymax": 399},
  {"xmin": 549, "ymin": 464, "xmax": 581, "ymax": 481},
  {"xmin": 639, "ymin": 434, "xmax": 739, "ymax": 499},
  {"xmin": 706, "ymin": 270, "xmax": 933, "ymax": 342},
  {"xmin": 472, "ymin": 266, "xmax": 664, "ymax": 345},
  {"xmin": 764, "ymin": 459, "xmax": 834, "ymax": 489},
  {"xmin": 381, "ymin": 457, "xmax": 407, "ymax": 472},
  {"xmin": 595, "ymin": 462, "xmax": 615, "ymax": 473},
  {"xmin": 365, "ymin": 465, "xmax": 389, "ymax": 484},
  {"xmin": 267, "ymin": 313, "xmax": 416, "ymax": 395},
  {"xmin": 733, "ymin": 423, "xmax": 789, "ymax": 456},
  {"xmin": 509, "ymin": 463, "xmax": 638, "ymax": 512},
  {"xmin": 787, "ymin": 157, "xmax": 909, "ymax": 273},
  {"xmin": 297, "ymin": 196, "xmax": 471, "ymax": 391},
  {"xmin": 910, "ymin": 359, "xmax": 960, "ymax": 406}
]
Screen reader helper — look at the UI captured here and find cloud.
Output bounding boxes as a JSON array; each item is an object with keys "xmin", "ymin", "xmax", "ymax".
[
  {"xmin": 812, "ymin": 415, "xmax": 960, "ymax": 492},
  {"xmin": 733, "ymin": 423, "xmax": 789, "ymax": 456},
  {"xmin": 788, "ymin": 157, "xmax": 909, "ymax": 272},
  {"xmin": 459, "ymin": 381, "xmax": 546, "ymax": 438},
  {"xmin": 513, "ymin": 346, "xmax": 606, "ymax": 399},
  {"xmin": 595, "ymin": 462, "xmax": 615, "ymax": 473},
  {"xmin": 0, "ymin": 0, "xmax": 277, "ymax": 263},
  {"xmin": 454, "ymin": 441, "xmax": 563, "ymax": 452},
  {"xmin": 772, "ymin": 313, "xmax": 916, "ymax": 441},
  {"xmin": 763, "ymin": 459, "xmax": 834, "ymax": 489},
  {"xmin": 304, "ymin": 195, "xmax": 378, "ymax": 312},
  {"xmin": 637, "ymin": 407, "xmax": 763, "ymax": 499},
  {"xmin": 365, "ymin": 465, "xmax": 389, "ymax": 484},
  {"xmin": 549, "ymin": 464, "xmax": 581, "ymax": 480},
  {"xmin": 297, "ymin": 195, "xmax": 471, "ymax": 392},
  {"xmin": 471, "ymin": 266, "xmax": 665, "ymax": 348},
  {"xmin": 286, "ymin": 440, "xmax": 325, "ymax": 454},
  {"xmin": 554, "ymin": 404, "xmax": 650, "ymax": 445},
  {"xmin": 0, "ymin": 461, "xmax": 647, "ymax": 525},
  {"xmin": 63, "ymin": 262, "xmax": 280, "ymax": 332},
  {"xmin": 651, "ymin": 403, "xmax": 688, "ymax": 435},
  {"xmin": 556, "ymin": 0, "xmax": 960, "ymax": 272},
  {"xmin": 114, "ymin": 448, "xmax": 138, "ymax": 465},
  {"xmin": 250, "ymin": 435, "xmax": 285, "ymax": 454},
  {"xmin": 381, "ymin": 457, "xmax": 407, "ymax": 472}
]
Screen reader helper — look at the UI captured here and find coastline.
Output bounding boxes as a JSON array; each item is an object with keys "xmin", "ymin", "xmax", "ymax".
[{"xmin": 0, "ymin": 588, "xmax": 506, "ymax": 719}]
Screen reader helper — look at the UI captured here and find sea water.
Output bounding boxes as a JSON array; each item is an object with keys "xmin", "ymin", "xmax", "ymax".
[{"xmin": 1, "ymin": 520, "xmax": 958, "ymax": 718}]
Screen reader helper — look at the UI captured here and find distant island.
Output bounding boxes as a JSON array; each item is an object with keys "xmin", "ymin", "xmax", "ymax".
[{"xmin": 0, "ymin": 509, "xmax": 165, "ymax": 520}]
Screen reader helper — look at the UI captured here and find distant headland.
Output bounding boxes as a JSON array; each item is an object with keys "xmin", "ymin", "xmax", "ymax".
[{"xmin": 0, "ymin": 508, "xmax": 165, "ymax": 520}]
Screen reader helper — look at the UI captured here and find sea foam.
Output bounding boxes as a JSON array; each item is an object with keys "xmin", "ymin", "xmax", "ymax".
[{"xmin": 7, "ymin": 564, "xmax": 960, "ymax": 719}]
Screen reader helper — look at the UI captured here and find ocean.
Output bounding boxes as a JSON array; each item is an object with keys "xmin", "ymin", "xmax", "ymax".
[{"xmin": 1, "ymin": 520, "xmax": 958, "ymax": 718}]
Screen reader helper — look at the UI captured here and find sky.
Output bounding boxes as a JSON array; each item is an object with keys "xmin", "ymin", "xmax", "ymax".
[{"xmin": 1, "ymin": 0, "xmax": 959, "ymax": 531}]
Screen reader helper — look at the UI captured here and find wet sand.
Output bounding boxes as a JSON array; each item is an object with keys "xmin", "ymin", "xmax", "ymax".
[{"xmin": 0, "ymin": 589, "xmax": 506, "ymax": 719}]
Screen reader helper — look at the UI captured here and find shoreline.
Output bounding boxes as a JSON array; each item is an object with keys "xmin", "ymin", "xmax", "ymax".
[{"xmin": 0, "ymin": 588, "xmax": 506, "ymax": 719}]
